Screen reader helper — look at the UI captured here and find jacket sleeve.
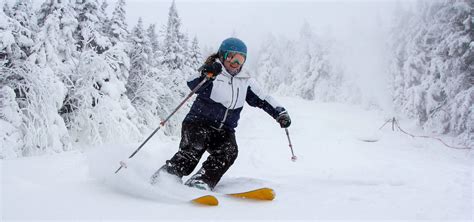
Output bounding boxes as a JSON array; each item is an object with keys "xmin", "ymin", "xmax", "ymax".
[
  {"xmin": 186, "ymin": 72, "xmax": 211, "ymax": 94},
  {"xmin": 245, "ymin": 78, "xmax": 287, "ymax": 119}
]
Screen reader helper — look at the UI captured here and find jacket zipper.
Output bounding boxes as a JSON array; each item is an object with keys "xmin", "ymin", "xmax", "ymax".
[
  {"xmin": 233, "ymin": 88, "xmax": 240, "ymax": 109},
  {"xmin": 219, "ymin": 77, "xmax": 234, "ymax": 129}
]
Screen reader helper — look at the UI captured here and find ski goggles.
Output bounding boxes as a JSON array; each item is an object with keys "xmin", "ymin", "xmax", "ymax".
[{"xmin": 223, "ymin": 51, "xmax": 246, "ymax": 66}]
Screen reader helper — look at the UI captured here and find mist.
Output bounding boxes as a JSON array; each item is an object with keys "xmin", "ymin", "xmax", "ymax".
[{"xmin": 115, "ymin": 0, "xmax": 405, "ymax": 111}]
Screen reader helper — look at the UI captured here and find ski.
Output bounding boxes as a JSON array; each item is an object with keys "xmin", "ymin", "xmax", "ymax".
[
  {"xmin": 226, "ymin": 187, "xmax": 275, "ymax": 201},
  {"xmin": 191, "ymin": 195, "xmax": 219, "ymax": 206},
  {"xmin": 189, "ymin": 187, "xmax": 275, "ymax": 206}
]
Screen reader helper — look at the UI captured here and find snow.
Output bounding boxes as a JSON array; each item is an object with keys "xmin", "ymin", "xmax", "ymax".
[{"xmin": 2, "ymin": 97, "xmax": 472, "ymax": 221}]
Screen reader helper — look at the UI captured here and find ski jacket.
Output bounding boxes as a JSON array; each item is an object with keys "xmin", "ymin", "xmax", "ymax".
[{"xmin": 184, "ymin": 62, "xmax": 286, "ymax": 132}]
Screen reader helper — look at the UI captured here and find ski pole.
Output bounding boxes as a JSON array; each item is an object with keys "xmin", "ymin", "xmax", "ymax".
[
  {"xmin": 285, "ymin": 128, "xmax": 297, "ymax": 162},
  {"xmin": 115, "ymin": 73, "xmax": 214, "ymax": 174}
]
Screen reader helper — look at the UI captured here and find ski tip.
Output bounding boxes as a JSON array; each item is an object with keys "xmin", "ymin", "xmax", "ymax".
[
  {"xmin": 254, "ymin": 187, "xmax": 276, "ymax": 201},
  {"xmin": 191, "ymin": 195, "xmax": 219, "ymax": 206},
  {"xmin": 228, "ymin": 187, "xmax": 276, "ymax": 201}
]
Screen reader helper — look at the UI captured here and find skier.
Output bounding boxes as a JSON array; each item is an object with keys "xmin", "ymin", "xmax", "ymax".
[{"xmin": 151, "ymin": 37, "xmax": 291, "ymax": 190}]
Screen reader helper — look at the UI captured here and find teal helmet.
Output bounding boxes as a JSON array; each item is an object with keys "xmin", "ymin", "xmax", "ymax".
[{"xmin": 218, "ymin": 37, "xmax": 247, "ymax": 57}]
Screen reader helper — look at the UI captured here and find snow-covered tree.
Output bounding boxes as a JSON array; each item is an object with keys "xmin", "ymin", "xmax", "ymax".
[
  {"xmin": 74, "ymin": 0, "xmax": 111, "ymax": 54},
  {"xmin": 146, "ymin": 24, "xmax": 160, "ymax": 66},
  {"xmin": 48, "ymin": 0, "xmax": 140, "ymax": 146},
  {"xmin": 109, "ymin": 0, "xmax": 128, "ymax": 46},
  {"xmin": 36, "ymin": 0, "xmax": 52, "ymax": 27},
  {"xmin": 0, "ymin": 85, "xmax": 23, "ymax": 158},
  {"xmin": 147, "ymin": 24, "xmax": 159, "ymax": 53},
  {"xmin": 0, "ymin": 4, "xmax": 34, "ymax": 67},
  {"xmin": 125, "ymin": 18, "xmax": 177, "ymax": 134},
  {"xmin": 11, "ymin": 0, "xmax": 37, "ymax": 32},
  {"xmin": 0, "ymin": 0, "xmax": 204, "ymax": 156},
  {"xmin": 128, "ymin": 65, "xmax": 179, "ymax": 134},
  {"xmin": 1, "ymin": 62, "xmax": 71, "ymax": 157},
  {"xmin": 63, "ymin": 49, "xmax": 141, "ymax": 145},
  {"xmin": 160, "ymin": 0, "xmax": 194, "ymax": 106},
  {"xmin": 31, "ymin": 0, "xmax": 137, "ymax": 146},
  {"xmin": 162, "ymin": 0, "xmax": 186, "ymax": 71},
  {"xmin": 182, "ymin": 33, "xmax": 191, "ymax": 68},
  {"xmin": 1, "ymin": 10, "xmax": 24, "ymax": 157},
  {"xmin": 2, "ymin": 5, "xmax": 72, "ymax": 156},
  {"xmin": 33, "ymin": 0, "xmax": 79, "ymax": 135},
  {"xmin": 1, "ymin": 11, "xmax": 14, "ymax": 67},
  {"xmin": 255, "ymin": 23, "xmax": 352, "ymax": 103},
  {"xmin": 390, "ymin": 0, "xmax": 473, "ymax": 146},
  {"xmin": 188, "ymin": 36, "xmax": 202, "ymax": 71},
  {"xmin": 99, "ymin": 0, "xmax": 111, "ymax": 36},
  {"xmin": 126, "ymin": 18, "xmax": 151, "ymax": 99},
  {"xmin": 2, "ymin": 1, "xmax": 11, "ymax": 18},
  {"xmin": 254, "ymin": 34, "xmax": 285, "ymax": 93},
  {"xmin": 34, "ymin": 0, "xmax": 78, "ymax": 68},
  {"xmin": 294, "ymin": 23, "xmax": 349, "ymax": 102}
]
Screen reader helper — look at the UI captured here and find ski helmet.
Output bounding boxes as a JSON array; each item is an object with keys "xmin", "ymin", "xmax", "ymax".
[{"xmin": 218, "ymin": 37, "xmax": 247, "ymax": 58}]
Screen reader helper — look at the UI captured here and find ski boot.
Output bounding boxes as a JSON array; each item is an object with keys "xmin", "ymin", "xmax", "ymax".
[
  {"xmin": 150, "ymin": 165, "xmax": 182, "ymax": 185},
  {"xmin": 185, "ymin": 170, "xmax": 212, "ymax": 191},
  {"xmin": 185, "ymin": 178, "xmax": 211, "ymax": 191}
]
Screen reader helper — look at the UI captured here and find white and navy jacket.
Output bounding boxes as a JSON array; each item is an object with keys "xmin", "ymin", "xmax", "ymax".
[{"xmin": 184, "ymin": 62, "xmax": 286, "ymax": 132}]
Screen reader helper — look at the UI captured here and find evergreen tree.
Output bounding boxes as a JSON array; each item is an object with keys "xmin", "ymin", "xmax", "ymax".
[
  {"xmin": 63, "ymin": 49, "xmax": 141, "ymax": 145},
  {"xmin": 34, "ymin": 0, "xmax": 78, "ymax": 124},
  {"xmin": 126, "ymin": 17, "xmax": 151, "ymax": 100},
  {"xmin": 1, "ymin": 4, "xmax": 72, "ymax": 157},
  {"xmin": 1, "ymin": 2, "xmax": 34, "ymax": 67},
  {"xmin": 109, "ymin": 0, "xmax": 128, "ymax": 46},
  {"xmin": 162, "ymin": 0, "xmax": 186, "ymax": 70},
  {"xmin": 160, "ymin": 0, "xmax": 192, "ymax": 108},
  {"xmin": 0, "ymin": 10, "xmax": 16, "ymax": 67},
  {"xmin": 100, "ymin": 0, "xmax": 111, "ymax": 42},
  {"xmin": 75, "ymin": 0, "xmax": 111, "ymax": 54},
  {"xmin": 146, "ymin": 24, "xmax": 161, "ymax": 66},
  {"xmin": 0, "ymin": 0, "xmax": 204, "ymax": 155},
  {"xmin": 182, "ymin": 33, "xmax": 191, "ymax": 67},
  {"xmin": 291, "ymin": 22, "xmax": 322, "ymax": 100},
  {"xmin": 11, "ymin": 0, "xmax": 37, "ymax": 32},
  {"xmin": 189, "ymin": 36, "xmax": 202, "ymax": 71},
  {"xmin": 255, "ymin": 34, "xmax": 283, "ymax": 93},
  {"xmin": 60, "ymin": 1, "xmax": 141, "ymax": 146},
  {"xmin": 0, "ymin": 86, "xmax": 23, "ymax": 158},
  {"xmin": 126, "ymin": 18, "xmax": 180, "ymax": 134},
  {"xmin": 390, "ymin": 0, "xmax": 473, "ymax": 146},
  {"xmin": 147, "ymin": 24, "xmax": 160, "ymax": 53},
  {"xmin": 255, "ymin": 23, "xmax": 350, "ymax": 103},
  {"xmin": 2, "ymin": 1, "xmax": 11, "ymax": 17},
  {"xmin": 34, "ymin": 0, "xmax": 78, "ymax": 67}
]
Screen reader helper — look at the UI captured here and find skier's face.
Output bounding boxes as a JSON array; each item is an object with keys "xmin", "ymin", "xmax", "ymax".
[{"xmin": 223, "ymin": 51, "xmax": 246, "ymax": 75}]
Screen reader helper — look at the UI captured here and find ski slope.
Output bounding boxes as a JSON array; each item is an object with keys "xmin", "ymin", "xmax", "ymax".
[{"xmin": 2, "ymin": 97, "xmax": 472, "ymax": 221}]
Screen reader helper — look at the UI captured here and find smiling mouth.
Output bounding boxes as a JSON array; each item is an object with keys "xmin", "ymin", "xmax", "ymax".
[{"xmin": 230, "ymin": 63, "xmax": 240, "ymax": 68}]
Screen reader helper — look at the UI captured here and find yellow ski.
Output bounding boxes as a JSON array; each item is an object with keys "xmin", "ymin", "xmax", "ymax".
[
  {"xmin": 191, "ymin": 195, "xmax": 219, "ymax": 206},
  {"xmin": 227, "ymin": 187, "xmax": 276, "ymax": 201},
  {"xmin": 190, "ymin": 188, "xmax": 275, "ymax": 206}
]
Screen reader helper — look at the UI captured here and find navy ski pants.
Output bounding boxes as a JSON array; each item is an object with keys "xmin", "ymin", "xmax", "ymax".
[{"xmin": 164, "ymin": 121, "xmax": 238, "ymax": 189}]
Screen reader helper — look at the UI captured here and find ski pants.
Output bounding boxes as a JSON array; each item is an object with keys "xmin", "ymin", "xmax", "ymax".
[{"xmin": 164, "ymin": 121, "xmax": 238, "ymax": 189}]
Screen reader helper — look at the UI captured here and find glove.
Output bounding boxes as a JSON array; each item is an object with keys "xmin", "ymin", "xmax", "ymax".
[
  {"xmin": 200, "ymin": 62, "xmax": 222, "ymax": 80},
  {"xmin": 276, "ymin": 110, "xmax": 291, "ymax": 128}
]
